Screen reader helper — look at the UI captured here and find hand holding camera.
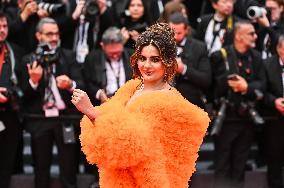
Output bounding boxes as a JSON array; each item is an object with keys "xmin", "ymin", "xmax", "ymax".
[
  {"xmin": 27, "ymin": 61, "xmax": 43, "ymax": 85},
  {"xmin": 72, "ymin": 0, "xmax": 86, "ymax": 20},
  {"xmin": 227, "ymin": 74, "xmax": 248, "ymax": 93},
  {"xmin": 20, "ymin": 0, "xmax": 38, "ymax": 22},
  {"xmin": 37, "ymin": 7, "xmax": 49, "ymax": 18},
  {"xmin": 56, "ymin": 75, "xmax": 73, "ymax": 90},
  {"xmin": 274, "ymin": 98, "xmax": 284, "ymax": 115},
  {"xmin": 0, "ymin": 87, "xmax": 8, "ymax": 103}
]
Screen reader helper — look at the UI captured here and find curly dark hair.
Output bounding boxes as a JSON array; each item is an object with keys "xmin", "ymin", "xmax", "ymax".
[{"xmin": 130, "ymin": 22, "xmax": 177, "ymax": 82}]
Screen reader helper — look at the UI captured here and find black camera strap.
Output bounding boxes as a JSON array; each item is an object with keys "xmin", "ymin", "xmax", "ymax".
[{"xmin": 5, "ymin": 42, "xmax": 17, "ymax": 85}]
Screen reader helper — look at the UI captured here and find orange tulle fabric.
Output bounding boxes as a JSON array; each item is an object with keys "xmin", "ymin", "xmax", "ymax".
[{"xmin": 80, "ymin": 79, "xmax": 210, "ymax": 188}]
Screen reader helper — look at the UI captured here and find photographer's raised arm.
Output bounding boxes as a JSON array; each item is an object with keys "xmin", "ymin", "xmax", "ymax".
[
  {"xmin": 19, "ymin": 0, "xmax": 38, "ymax": 22},
  {"xmin": 72, "ymin": 89, "xmax": 97, "ymax": 121},
  {"xmin": 27, "ymin": 61, "xmax": 43, "ymax": 88},
  {"xmin": 0, "ymin": 87, "xmax": 8, "ymax": 103}
]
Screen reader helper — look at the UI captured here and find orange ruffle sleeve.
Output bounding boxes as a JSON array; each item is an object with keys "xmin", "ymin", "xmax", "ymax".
[{"xmin": 80, "ymin": 79, "xmax": 210, "ymax": 188}]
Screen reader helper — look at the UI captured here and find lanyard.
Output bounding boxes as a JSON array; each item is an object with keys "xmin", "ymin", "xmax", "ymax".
[
  {"xmin": 107, "ymin": 60, "xmax": 121, "ymax": 90},
  {"xmin": 0, "ymin": 45, "xmax": 6, "ymax": 77},
  {"xmin": 279, "ymin": 59, "xmax": 284, "ymax": 97}
]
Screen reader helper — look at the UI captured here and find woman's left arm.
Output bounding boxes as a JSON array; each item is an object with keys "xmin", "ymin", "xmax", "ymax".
[{"xmin": 72, "ymin": 89, "xmax": 98, "ymax": 121}]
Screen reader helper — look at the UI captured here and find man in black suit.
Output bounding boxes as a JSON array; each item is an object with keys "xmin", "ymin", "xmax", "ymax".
[
  {"xmin": 83, "ymin": 26, "xmax": 133, "ymax": 105},
  {"xmin": 195, "ymin": 0, "xmax": 238, "ymax": 55},
  {"xmin": 0, "ymin": 11, "xmax": 24, "ymax": 188},
  {"xmin": 17, "ymin": 17, "xmax": 84, "ymax": 188},
  {"xmin": 264, "ymin": 35, "xmax": 284, "ymax": 188},
  {"xmin": 256, "ymin": 0, "xmax": 284, "ymax": 59},
  {"xmin": 168, "ymin": 12, "xmax": 211, "ymax": 108},
  {"xmin": 210, "ymin": 20, "xmax": 266, "ymax": 188}
]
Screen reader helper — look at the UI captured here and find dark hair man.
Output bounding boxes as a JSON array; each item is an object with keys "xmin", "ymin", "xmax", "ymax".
[
  {"xmin": 195, "ymin": 0, "xmax": 238, "ymax": 54},
  {"xmin": 264, "ymin": 35, "xmax": 284, "ymax": 188},
  {"xmin": 0, "ymin": 11, "xmax": 24, "ymax": 188},
  {"xmin": 168, "ymin": 12, "xmax": 211, "ymax": 108}
]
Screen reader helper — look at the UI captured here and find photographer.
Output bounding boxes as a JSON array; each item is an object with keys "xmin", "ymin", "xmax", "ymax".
[
  {"xmin": 6, "ymin": 0, "xmax": 66, "ymax": 53},
  {"xmin": 263, "ymin": 35, "xmax": 284, "ymax": 188},
  {"xmin": 168, "ymin": 12, "xmax": 211, "ymax": 108},
  {"xmin": 210, "ymin": 20, "xmax": 266, "ymax": 188},
  {"xmin": 255, "ymin": 0, "xmax": 284, "ymax": 59},
  {"xmin": 195, "ymin": 0, "xmax": 240, "ymax": 55},
  {"xmin": 17, "ymin": 18, "xmax": 84, "ymax": 188},
  {"xmin": 83, "ymin": 26, "xmax": 133, "ymax": 105},
  {"xmin": 119, "ymin": 0, "xmax": 153, "ymax": 49},
  {"xmin": 6, "ymin": 0, "xmax": 48, "ymax": 53},
  {"xmin": 0, "ymin": 11, "xmax": 24, "ymax": 188},
  {"xmin": 60, "ymin": 0, "xmax": 116, "ymax": 63}
]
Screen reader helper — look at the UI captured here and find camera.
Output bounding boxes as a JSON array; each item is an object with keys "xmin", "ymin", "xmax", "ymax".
[
  {"xmin": 2, "ymin": 79, "xmax": 24, "ymax": 112},
  {"xmin": 37, "ymin": 1, "xmax": 65, "ymax": 15},
  {"xmin": 34, "ymin": 43, "xmax": 59, "ymax": 68},
  {"xmin": 238, "ymin": 102, "xmax": 264, "ymax": 125},
  {"xmin": 82, "ymin": 0, "xmax": 99, "ymax": 21},
  {"xmin": 211, "ymin": 98, "xmax": 227, "ymax": 136},
  {"xmin": 247, "ymin": 6, "xmax": 267, "ymax": 19},
  {"xmin": 211, "ymin": 89, "xmax": 265, "ymax": 135},
  {"xmin": 238, "ymin": 89, "xmax": 265, "ymax": 125},
  {"xmin": 227, "ymin": 74, "xmax": 238, "ymax": 81}
]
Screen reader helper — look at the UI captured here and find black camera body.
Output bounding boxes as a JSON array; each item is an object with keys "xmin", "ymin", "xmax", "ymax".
[
  {"xmin": 82, "ymin": 0, "xmax": 99, "ymax": 21},
  {"xmin": 211, "ymin": 89, "xmax": 265, "ymax": 135},
  {"xmin": 211, "ymin": 98, "xmax": 227, "ymax": 136},
  {"xmin": 2, "ymin": 82, "xmax": 24, "ymax": 112},
  {"xmin": 34, "ymin": 43, "xmax": 59, "ymax": 68}
]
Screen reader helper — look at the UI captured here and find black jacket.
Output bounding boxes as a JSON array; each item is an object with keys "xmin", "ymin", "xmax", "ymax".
[
  {"xmin": 17, "ymin": 48, "xmax": 84, "ymax": 115},
  {"xmin": 263, "ymin": 55, "xmax": 284, "ymax": 116},
  {"xmin": 0, "ymin": 42, "xmax": 24, "ymax": 111},
  {"xmin": 83, "ymin": 47, "xmax": 133, "ymax": 105},
  {"xmin": 195, "ymin": 14, "xmax": 239, "ymax": 49},
  {"xmin": 210, "ymin": 45, "xmax": 266, "ymax": 108},
  {"xmin": 175, "ymin": 37, "xmax": 211, "ymax": 108}
]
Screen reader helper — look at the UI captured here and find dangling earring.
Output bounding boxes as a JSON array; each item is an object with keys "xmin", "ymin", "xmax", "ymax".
[
  {"xmin": 163, "ymin": 72, "xmax": 168, "ymax": 82},
  {"xmin": 138, "ymin": 77, "xmax": 144, "ymax": 90}
]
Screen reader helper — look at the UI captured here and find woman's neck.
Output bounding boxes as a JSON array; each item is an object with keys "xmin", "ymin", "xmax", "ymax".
[{"xmin": 142, "ymin": 80, "xmax": 169, "ymax": 91}]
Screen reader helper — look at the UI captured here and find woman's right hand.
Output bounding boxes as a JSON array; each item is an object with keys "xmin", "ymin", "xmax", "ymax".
[{"xmin": 72, "ymin": 89, "xmax": 96, "ymax": 120}]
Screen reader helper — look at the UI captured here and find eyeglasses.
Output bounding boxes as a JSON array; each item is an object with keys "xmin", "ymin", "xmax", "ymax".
[
  {"xmin": 247, "ymin": 31, "xmax": 256, "ymax": 36},
  {"xmin": 40, "ymin": 32, "xmax": 60, "ymax": 38}
]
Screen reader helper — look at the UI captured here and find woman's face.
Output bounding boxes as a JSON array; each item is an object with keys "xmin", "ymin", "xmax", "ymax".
[
  {"xmin": 128, "ymin": 0, "xmax": 144, "ymax": 21},
  {"xmin": 137, "ymin": 45, "xmax": 166, "ymax": 84}
]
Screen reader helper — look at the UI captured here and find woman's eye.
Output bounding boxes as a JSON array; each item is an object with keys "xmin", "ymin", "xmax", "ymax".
[
  {"xmin": 151, "ymin": 57, "xmax": 160, "ymax": 63},
  {"xmin": 138, "ymin": 56, "xmax": 146, "ymax": 62}
]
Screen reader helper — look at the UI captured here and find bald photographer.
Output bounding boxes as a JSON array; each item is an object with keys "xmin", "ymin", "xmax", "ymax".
[{"xmin": 210, "ymin": 20, "xmax": 266, "ymax": 188}]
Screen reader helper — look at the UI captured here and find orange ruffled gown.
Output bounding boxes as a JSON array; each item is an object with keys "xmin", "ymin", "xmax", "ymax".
[{"xmin": 80, "ymin": 79, "xmax": 210, "ymax": 188}]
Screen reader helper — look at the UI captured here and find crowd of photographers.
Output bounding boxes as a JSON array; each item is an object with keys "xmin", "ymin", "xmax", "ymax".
[{"xmin": 1, "ymin": 0, "xmax": 284, "ymax": 188}]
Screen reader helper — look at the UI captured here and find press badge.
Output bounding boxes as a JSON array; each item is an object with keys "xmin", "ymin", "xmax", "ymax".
[
  {"xmin": 0, "ymin": 121, "xmax": 6, "ymax": 132},
  {"xmin": 44, "ymin": 107, "xmax": 59, "ymax": 117}
]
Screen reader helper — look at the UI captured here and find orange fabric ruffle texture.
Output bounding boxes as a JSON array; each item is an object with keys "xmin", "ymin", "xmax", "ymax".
[{"xmin": 80, "ymin": 79, "xmax": 210, "ymax": 188}]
